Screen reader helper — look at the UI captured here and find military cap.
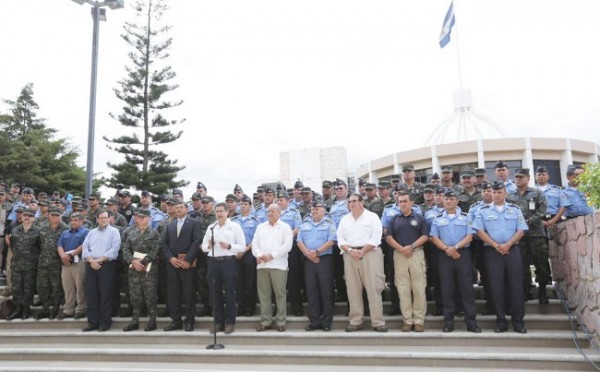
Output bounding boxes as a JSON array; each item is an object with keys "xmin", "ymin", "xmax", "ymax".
[
  {"xmin": 430, "ymin": 173, "xmax": 440, "ymax": 180},
  {"xmin": 301, "ymin": 187, "xmax": 312, "ymax": 194},
  {"xmin": 294, "ymin": 180, "xmax": 304, "ymax": 189},
  {"xmin": 514, "ymin": 168, "xmax": 530, "ymax": 177},
  {"xmin": 461, "ymin": 170, "xmax": 475, "ymax": 178},
  {"xmin": 566, "ymin": 164, "xmax": 583, "ymax": 176},
  {"xmin": 275, "ymin": 184, "xmax": 284, "ymax": 192},
  {"xmin": 495, "ymin": 160, "xmax": 508, "ymax": 169},
  {"xmin": 72, "ymin": 196, "xmax": 83, "ymax": 202},
  {"xmin": 364, "ymin": 183, "xmax": 376, "ymax": 190},
  {"xmin": 475, "ymin": 168, "xmax": 486, "ymax": 176},
  {"xmin": 118, "ymin": 190, "xmax": 131, "ymax": 197},
  {"xmin": 491, "ymin": 181, "xmax": 506, "ymax": 190},
  {"xmin": 263, "ymin": 187, "xmax": 275, "ymax": 194},
  {"xmin": 49, "ymin": 207, "xmax": 62, "ymax": 215},
  {"xmin": 334, "ymin": 178, "xmax": 347, "ymax": 187},
  {"xmin": 15, "ymin": 206, "xmax": 24, "ymax": 213},
  {"xmin": 107, "ymin": 210, "xmax": 117, "ymax": 217},
  {"xmin": 241, "ymin": 195, "xmax": 252, "ymax": 204},
  {"xmin": 52, "ymin": 191, "xmax": 60, "ymax": 196},
  {"xmin": 312, "ymin": 199, "xmax": 326, "ymax": 208},
  {"xmin": 191, "ymin": 192, "xmax": 202, "ymax": 201},
  {"xmin": 423, "ymin": 184, "xmax": 435, "ymax": 192},
  {"xmin": 440, "ymin": 165, "xmax": 453, "ymax": 173},
  {"xmin": 196, "ymin": 181, "xmax": 207, "ymax": 190},
  {"xmin": 38, "ymin": 201, "xmax": 49, "ymax": 207},
  {"xmin": 105, "ymin": 197, "xmax": 118, "ymax": 205},
  {"xmin": 22, "ymin": 207, "xmax": 35, "ymax": 216},
  {"xmin": 233, "ymin": 184, "xmax": 243, "ymax": 192},
  {"xmin": 141, "ymin": 190, "xmax": 151, "ymax": 197},
  {"xmin": 160, "ymin": 194, "xmax": 169, "ymax": 201},
  {"xmin": 276, "ymin": 191, "xmax": 290, "ymax": 199},
  {"xmin": 435, "ymin": 186, "xmax": 446, "ymax": 194},
  {"xmin": 38, "ymin": 192, "xmax": 48, "ymax": 198},
  {"xmin": 0, "ymin": 189, "xmax": 5, "ymax": 195},
  {"xmin": 322, "ymin": 180, "xmax": 333, "ymax": 188},
  {"xmin": 402, "ymin": 164, "xmax": 415, "ymax": 172},
  {"xmin": 377, "ymin": 181, "xmax": 391, "ymax": 189},
  {"xmin": 358, "ymin": 178, "xmax": 367, "ymax": 187},
  {"xmin": 481, "ymin": 181, "xmax": 492, "ymax": 189},
  {"xmin": 256, "ymin": 186, "xmax": 265, "ymax": 193},
  {"xmin": 252, "ymin": 193, "xmax": 259, "ymax": 200},
  {"xmin": 11, "ymin": 182, "xmax": 21, "ymax": 188},
  {"xmin": 535, "ymin": 165, "xmax": 548, "ymax": 174},
  {"xmin": 286, "ymin": 188, "xmax": 294, "ymax": 195},
  {"xmin": 76, "ymin": 204, "xmax": 87, "ymax": 211},
  {"xmin": 202, "ymin": 196, "xmax": 215, "ymax": 203},
  {"xmin": 444, "ymin": 190, "xmax": 457, "ymax": 198},
  {"xmin": 136, "ymin": 208, "xmax": 151, "ymax": 217},
  {"xmin": 166, "ymin": 197, "xmax": 178, "ymax": 205},
  {"xmin": 390, "ymin": 176, "xmax": 401, "ymax": 183},
  {"xmin": 225, "ymin": 194, "xmax": 237, "ymax": 202},
  {"xmin": 172, "ymin": 189, "xmax": 183, "ymax": 196},
  {"xmin": 88, "ymin": 192, "xmax": 101, "ymax": 200},
  {"xmin": 30, "ymin": 199, "xmax": 38, "ymax": 205},
  {"xmin": 70, "ymin": 212, "xmax": 83, "ymax": 220},
  {"xmin": 22, "ymin": 187, "xmax": 34, "ymax": 194}
]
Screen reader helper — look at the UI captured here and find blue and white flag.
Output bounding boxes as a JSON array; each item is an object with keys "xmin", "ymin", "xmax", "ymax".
[{"xmin": 439, "ymin": 1, "xmax": 455, "ymax": 48}]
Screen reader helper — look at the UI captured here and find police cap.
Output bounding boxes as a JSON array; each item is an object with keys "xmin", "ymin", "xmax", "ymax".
[
  {"xmin": 225, "ymin": 194, "xmax": 237, "ymax": 202},
  {"xmin": 514, "ymin": 168, "xmax": 530, "ymax": 177},
  {"xmin": 492, "ymin": 181, "xmax": 506, "ymax": 190},
  {"xmin": 402, "ymin": 164, "xmax": 415, "ymax": 172}
]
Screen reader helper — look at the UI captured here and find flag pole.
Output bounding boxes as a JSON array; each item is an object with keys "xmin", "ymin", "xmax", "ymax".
[{"xmin": 453, "ymin": 0, "xmax": 464, "ymax": 90}]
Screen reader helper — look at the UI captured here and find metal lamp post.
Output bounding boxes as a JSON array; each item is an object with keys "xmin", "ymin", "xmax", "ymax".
[{"xmin": 71, "ymin": 0, "xmax": 124, "ymax": 198}]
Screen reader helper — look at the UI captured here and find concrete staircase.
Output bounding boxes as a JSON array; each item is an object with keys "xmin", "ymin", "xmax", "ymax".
[{"xmin": 0, "ymin": 283, "xmax": 598, "ymax": 371}]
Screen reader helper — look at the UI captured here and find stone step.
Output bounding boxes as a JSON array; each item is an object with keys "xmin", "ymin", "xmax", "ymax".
[
  {"xmin": 0, "ymin": 328, "xmax": 587, "ymax": 349},
  {"xmin": 0, "ymin": 343, "xmax": 597, "ymax": 371}
]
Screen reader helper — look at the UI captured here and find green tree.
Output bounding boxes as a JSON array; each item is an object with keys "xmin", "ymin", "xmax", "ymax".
[
  {"xmin": 576, "ymin": 163, "xmax": 600, "ymax": 208},
  {"xmin": 0, "ymin": 83, "xmax": 86, "ymax": 195},
  {"xmin": 104, "ymin": 0, "xmax": 187, "ymax": 195}
]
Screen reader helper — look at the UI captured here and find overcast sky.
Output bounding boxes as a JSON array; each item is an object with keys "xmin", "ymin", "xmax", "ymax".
[{"xmin": 1, "ymin": 0, "xmax": 599, "ymax": 200}]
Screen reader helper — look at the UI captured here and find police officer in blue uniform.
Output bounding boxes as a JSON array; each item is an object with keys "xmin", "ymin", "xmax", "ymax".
[
  {"xmin": 535, "ymin": 165, "xmax": 570, "ymax": 227},
  {"xmin": 297, "ymin": 199, "xmax": 337, "ymax": 331},
  {"xmin": 563, "ymin": 164, "xmax": 594, "ymax": 219},
  {"xmin": 231, "ymin": 195, "xmax": 260, "ymax": 316},
  {"xmin": 473, "ymin": 182, "xmax": 529, "ymax": 333},
  {"xmin": 430, "ymin": 190, "xmax": 481, "ymax": 333},
  {"xmin": 423, "ymin": 186, "xmax": 446, "ymax": 314},
  {"xmin": 330, "ymin": 179, "xmax": 350, "ymax": 303},
  {"xmin": 494, "ymin": 161, "xmax": 517, "ymax": 193}
]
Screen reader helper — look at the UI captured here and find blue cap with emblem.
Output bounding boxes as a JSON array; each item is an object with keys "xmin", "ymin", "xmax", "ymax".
[{"xmin": 491, "ymin": 181, "xmax": 506, "ymax": 190}]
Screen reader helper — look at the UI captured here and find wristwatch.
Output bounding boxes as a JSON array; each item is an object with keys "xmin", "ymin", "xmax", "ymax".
[{"xmin": 347, "ymin": 247, "xmax": 354, "ymax": 253}]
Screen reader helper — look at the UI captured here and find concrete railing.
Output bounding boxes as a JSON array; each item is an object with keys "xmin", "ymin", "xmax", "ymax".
[{"xmin": 549, "ymin": 211, "xmax": 600, "ymax": 347}]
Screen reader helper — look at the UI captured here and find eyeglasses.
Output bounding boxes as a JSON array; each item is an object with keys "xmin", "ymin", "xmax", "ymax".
[
  {"xmin": 348, "ymin": 200, "xmax": 360, "ymax": 204},
  {"xmin": 335, "ymin": 187, "xmax": 345, "ymax": 191}
]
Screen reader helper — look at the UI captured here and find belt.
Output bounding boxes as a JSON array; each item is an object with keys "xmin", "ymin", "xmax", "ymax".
[
  {"xmin": 350, "ymin": 246, "xmax": 364, "ymax": 250},
  {"xmin": 209, "ymin": 255, "xmax": 235, "ymax": 261},
  {"xmin": 412, "ymin": 246, "xmax": 423, "ymax": 252}
]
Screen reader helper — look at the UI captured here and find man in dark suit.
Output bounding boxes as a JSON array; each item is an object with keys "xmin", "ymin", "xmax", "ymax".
[{"xmin": 163, "ymin": 201, "xmax": 201, "ymax": 331}]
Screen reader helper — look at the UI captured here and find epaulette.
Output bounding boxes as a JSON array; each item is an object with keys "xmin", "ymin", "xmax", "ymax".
[
  {"xmin": 460, "ymin": 211, "xmax": 468, "ymax": 217},
  {"xmin": 383, "ymin": 204, "xmax": 395, "ymax": 209},
  {"xmin": 480, "ymin": 204, "xmax": 491, "ymax": 209},
  {"xmin": 506, "ymin": 203, "xmax": 520, "ymax": 208},
  {"xmin": 435, "ymin": 213, "xmax": 444, "ymax": 218}
]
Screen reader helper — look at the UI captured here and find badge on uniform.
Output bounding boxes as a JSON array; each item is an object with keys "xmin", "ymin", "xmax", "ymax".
[
  {"xmin": 126, "ymin": 210, "xmax": 132, "ymax": 215},
  {"xmin": 410, "ymin": 219, "xmax": 418, "ymax": 226},
  {"xmin": 438, "ymin": 218, "xmax": 449, "ymax": 226},
  {"xmin": 529, "ymin": 201, "xmax": 535, "ymax": 210}
]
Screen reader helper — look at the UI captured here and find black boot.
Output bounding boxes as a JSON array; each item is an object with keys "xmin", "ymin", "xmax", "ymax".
[
  {"xmin": 145, "ymin": 314, "xmax": 157, "ymax": 332},
  {"xmin": 123, "ymin": 321, "xmax": 139, "ymax": 332},
  {"xmin": 49, "ymin": 304, "xmax": 60, "ymax": 320},
  {"xmin": 7, "ymin": 306, "xmax": 23, "ymax": 321},
  {"xmin": 538, "ymin": 284, "xmax": 549, "ymax": 304},
  {"xmin": 21, "ymin": 306, "xmax": 31, "ymax": 319},
  {"xmin": 35, "ymin": 306, "xmax": 50, "ymax": 320}
]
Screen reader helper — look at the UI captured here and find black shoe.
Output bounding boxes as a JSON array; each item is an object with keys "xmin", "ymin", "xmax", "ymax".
[
  {"xmin": 123, "ymin": 322, "xmax": 139, "ymax": 332},
  {"xmin": 74, "ymin": 312, "xmax": 85, "ymax": 320},
  {"xmin": 514, "ymin": 326, "xmax": 527, "ymax": 334},
  {"xmin": 57, "ymin": 312, "xmax": 73, "ymax": 320},
  {"xmin": 98, "ymin": 324, "xmax": 111, "ymax": 332},
  {"xmin": 442, "ymin": 324, "xmax": 454, "ymax": 333},
  {"xmin": 184, "ymin": 323, "xmax": 194, "ymax": 332},
  {"xmin": 467, "ymin": 325, "xmax": 482, "ymax": 333},
  {"xmin": 322, "ymin": 326, "xmax": 331, "ymax": 332},
  {"xmin": 35, "ymin": 309, "xmax": 50, "ymax": 320},
  {"xmin": 305, "ymin": 324, "xmax": 321, "ymax": 331},
  {"xmin": 145, "ymin": 320, "xmax": 157, "ymax": 332},
  {"xmin": 49, "ymin": 307, "xmax": 60, "ymax": 320},
  {"xmin": 82, "ymin": 324, "xmax": 99, "ymax": 332},
  {"xmin": 7, "ymin": 306, "xmax": 22, "ymax": 321},
  {"xmin": 163, "ymin": 321, "xmax": 182, "ymax": 331},
  {"xmin": 494, "ymin": 326, "xmax": 507, "ymax": 333},
  {"xmin": 388, "ymin": 308, "xmax": 401, "ymax": 316}
]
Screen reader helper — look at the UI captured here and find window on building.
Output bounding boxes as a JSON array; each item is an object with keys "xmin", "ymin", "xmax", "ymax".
[
  {"xmin": 485, "ymin": 160, "xmax": 522, "ymax": 182},
  {"xmin": 533, "ymin": 160, "xmax": 562, "ymax": 187}
]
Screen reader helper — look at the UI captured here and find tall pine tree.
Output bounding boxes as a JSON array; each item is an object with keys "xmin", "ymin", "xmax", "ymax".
[
  {"xmin": 0, "ymin": 83, "xmax": 85, "ymax": 194},
  {"xmin": 104, "ymin": 0, "xmax": 187, "ymax": 195}
]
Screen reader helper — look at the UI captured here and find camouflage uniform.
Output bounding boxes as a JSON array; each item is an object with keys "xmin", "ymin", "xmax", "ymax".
[
  {"xmin": 86, "ymin": 207, "xmax": 102, "ymax": 228},
  {"xmin": 34, "ymin": 215, "xmax": 50, "ymax": 229},
  {"xmin": 195, "ymin": 211, "xmax": 216, "ymax": 311},
  {"xmin": 122, "ymin": 226, "xmax": 161, "ymax": 325},
  {"xmin": 506, "ymin": 185, "xmax": 551, "ymax": 294},
  {"xmin": 364, "ymin": 197, "xmax": 384, "ymax": 218},
  {"xmin": 114, "ymin": 212, "xmax": 128, "ymax": 229},
  {"xmin": 156, "ymin": 216, "xmax": 175, "ymax": 308},
  {"xmin": 37, "ymin": 221, "xmax": 68, "ymax": 316},
  {"xmin": 457, "ymin": 189, "xmax": 481, "ymax": 214},
  {"xmin": 10, "ymin": 224, "xmax": 41, "ymax": 309},
  {"xmin": 400, "ymin": 182, "xmax": 425, "ymax": 205}
]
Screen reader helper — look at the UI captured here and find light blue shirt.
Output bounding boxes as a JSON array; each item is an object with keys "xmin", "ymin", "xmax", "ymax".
[
  {"xmin": 279, "ymin": 207, "xmax": 302, "ymax": 231},
  {"xmin": 329, "ymin": 199, "xmax": 349, "ymax": 228},
  {"xmin": 563, "ymin": 185, "xmax": 594, "ymax": 218},
  {"xmin": 128, "ymin": 206, "xmax": 166, "ymax": 229},
  {"xmin": 297, "ymin": 216, "xmax": 337, "ymax": 255},
  {"xmin": 81, "ymin": 225, "xmax": 121, "ymax": 261},
  {"xmin": 231, "ymin": 214, "xmax": 260, "ymax": 244},
  {"xmin": 537, "ymin": 184, "xmax": 570, "ymax": 215},
  {"xmin": 473, "ymin": 203, "xmax": 529, "ymax": 244},
  {"xmin": 430, "ymin": 210, "xmax": 473, "ymax": 247}
]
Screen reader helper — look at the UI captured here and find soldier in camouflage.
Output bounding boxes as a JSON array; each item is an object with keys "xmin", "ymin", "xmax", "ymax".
[
  {"xmin": 400, "ymin": 165, "xmax": 426, "ymax": 205},
  {"xmin": 122, "ymin": 209, "xmax": 162, "ymax": 331},
  {"xmin": 85, "ymin": 193, "xmax": 103, "ymax": 228},
  {"xmin": 440, "ymin": 165, "xmax": 464, "ymax": 193},
  {"xmin": 35, "ymin": 207, "xmax": 69, "ymax": 319},
  {"xmin": 195, "ymin": 196, "xmax": 216, "ymax": 316},
  {"xmin": 8, "ymin": 207, "xmax": 41, "ymax": 320},
  {"xmin": 506, "ymin": 168, "xmax": 551, "ymax": 303},
  {"xmin": 363, "ymin": 183, "xmax": 384, "ymax": 218},
  {"xmin": 105, "ymin": 198, "xmax": 128, "ymax": 228},
  {"xmin": 457, "ymin": 170, "xmax": 481, "ymax": 213}
]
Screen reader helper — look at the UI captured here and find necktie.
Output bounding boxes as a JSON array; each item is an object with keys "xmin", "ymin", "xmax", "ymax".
[{"xmin": 177, "ymin": 219, "xmax": 183, "ymax": 237}]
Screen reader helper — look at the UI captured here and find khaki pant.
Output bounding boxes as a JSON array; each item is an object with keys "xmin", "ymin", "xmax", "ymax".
[
  {"xmin": 394, "ymin": 249, "xmax": 427, "ymax": 325},
  {"xmin": 344, "ymin": 248, "xmax": 386, "ymax": 327},
  {"xmin": 257, "ymin": 268, "xmax": 287, "ymax": 326},
  {"xmin": 61, "ymin": 261, "xmax": 86, "ymax": 314}
]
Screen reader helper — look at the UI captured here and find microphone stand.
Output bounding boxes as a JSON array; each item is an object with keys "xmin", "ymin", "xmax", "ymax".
[{"xmin": 206, "ymin": 223, "xmax": 224, "ymax": 350}]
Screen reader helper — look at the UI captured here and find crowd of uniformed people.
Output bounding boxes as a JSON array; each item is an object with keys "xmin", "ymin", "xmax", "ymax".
[{"xmin": 0, "ymin": 160, "xmax": 594, "ymax": 334}]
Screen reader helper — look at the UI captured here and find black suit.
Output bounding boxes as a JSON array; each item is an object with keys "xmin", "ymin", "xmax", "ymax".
[{"xmin": 164, "ymin": 217, "xmax": 201, "ymax": 325}]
